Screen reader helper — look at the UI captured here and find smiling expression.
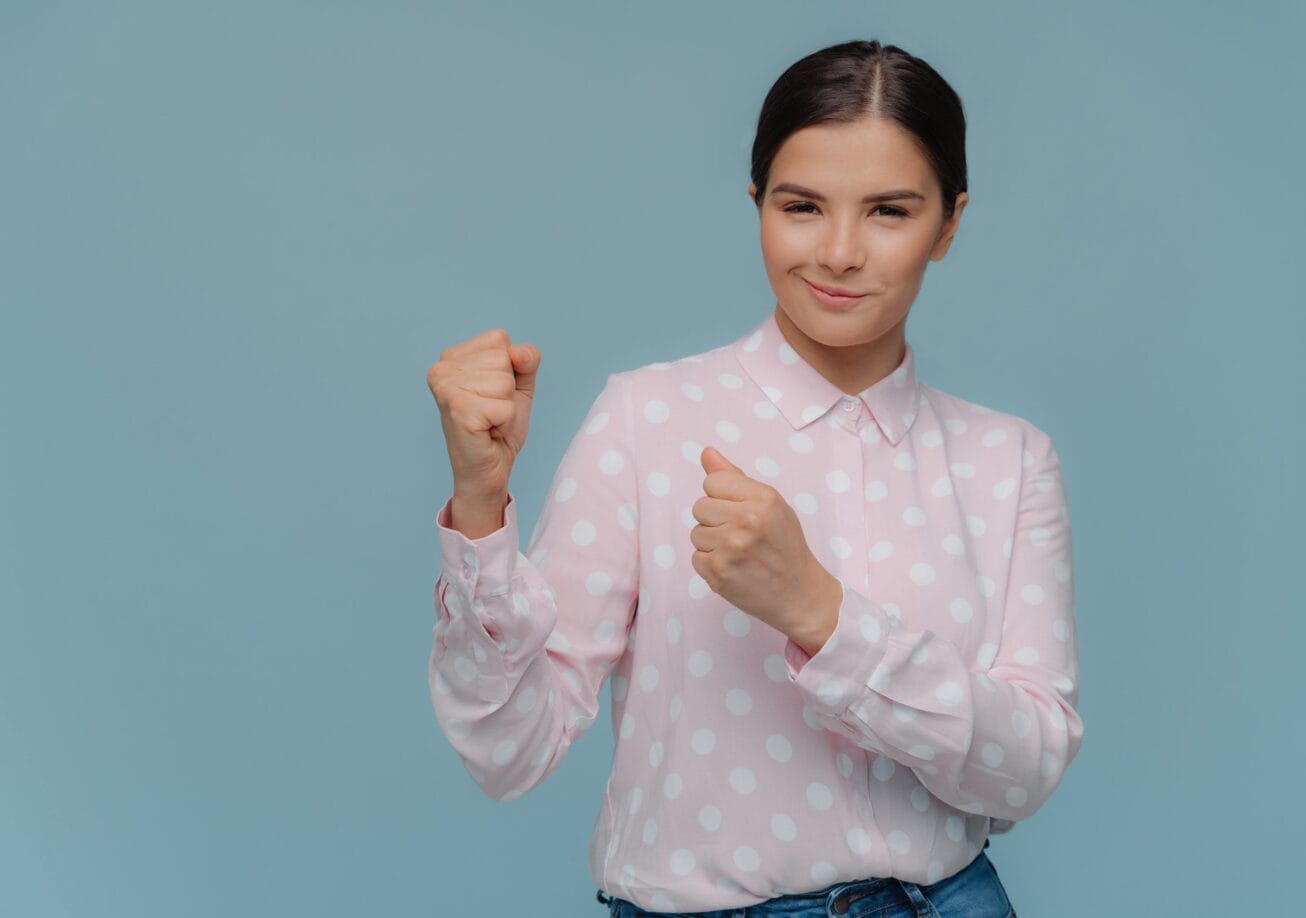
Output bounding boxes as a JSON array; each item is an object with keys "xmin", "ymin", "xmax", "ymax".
[{"xmin": 749, "ymin": 116, "xmax": 969, "ymax": 394}]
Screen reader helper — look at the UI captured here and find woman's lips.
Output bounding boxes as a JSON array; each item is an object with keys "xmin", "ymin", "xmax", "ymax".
[{"xmin": 803, "ymin": 277, "xmax": 867, "ymax": 308}]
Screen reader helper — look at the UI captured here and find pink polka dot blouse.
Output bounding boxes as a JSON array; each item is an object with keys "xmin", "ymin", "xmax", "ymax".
[{"xmin": 429, "ymin": 310, "xmax": 1083, "ymax": 913}]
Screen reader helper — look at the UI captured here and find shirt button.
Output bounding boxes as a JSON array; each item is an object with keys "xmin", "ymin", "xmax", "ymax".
[{"xmin": 841, "ymin": 398, "xmax": 857, "ymax": 412}]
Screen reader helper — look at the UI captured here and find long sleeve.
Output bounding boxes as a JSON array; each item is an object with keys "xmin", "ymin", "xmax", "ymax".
[
  {"xmin": 781, "ymin": 428, "xmax": 1082, "ymax": 825},
  {"xmin": 428, "ymin": 371, "xmax": 640, "ymax": 802}
]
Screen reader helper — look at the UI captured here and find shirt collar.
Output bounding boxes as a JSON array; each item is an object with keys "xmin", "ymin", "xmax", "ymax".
[{"xmin": 732, "ymin": 310, "xmax": 922, "ymax": 445}]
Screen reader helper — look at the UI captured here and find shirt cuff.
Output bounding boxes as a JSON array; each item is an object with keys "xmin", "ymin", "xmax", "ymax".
[
  {"xmin": 435, "ymin": 491, "xmax": 520, "ymax": 598},
  {"xmin": 783, "ymin": 577, "xmax": 892, "ymax": 711}
]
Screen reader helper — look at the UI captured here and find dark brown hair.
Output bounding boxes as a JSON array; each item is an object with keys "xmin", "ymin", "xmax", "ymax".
[{"xmin": 750, "ymin": 40, "xmax": 968, "ymax": 221}]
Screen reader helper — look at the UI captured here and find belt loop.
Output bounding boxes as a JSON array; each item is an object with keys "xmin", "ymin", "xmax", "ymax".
[
  {"xmin": 596, "ymin": 888, "xmax": 612, "ymax": 905},
  {"xmin": 895, "ymin": 879, "xmax": 942, "ymax": 918}
]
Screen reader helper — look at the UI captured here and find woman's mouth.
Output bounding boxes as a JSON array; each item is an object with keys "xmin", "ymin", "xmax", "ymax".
[{"xmin": 803, "ymin": 277, "xmax": 868, "ymax": 309}]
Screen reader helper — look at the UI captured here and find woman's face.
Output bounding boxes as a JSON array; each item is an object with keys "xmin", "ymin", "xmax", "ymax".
[{"xmin": 749, "ymin": 116, "xmax": 968, "ymax": 389}]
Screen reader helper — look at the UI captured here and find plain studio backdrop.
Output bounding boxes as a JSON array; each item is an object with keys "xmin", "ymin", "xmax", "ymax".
[{"xmin": 2, "ymin": 1, "xmax": 1302, "ymax": 915}]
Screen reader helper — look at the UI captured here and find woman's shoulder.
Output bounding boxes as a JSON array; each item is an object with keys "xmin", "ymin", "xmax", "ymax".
[{"xmin": 919, "ymin": 381, "xmax": 1057, "ymax": 454}]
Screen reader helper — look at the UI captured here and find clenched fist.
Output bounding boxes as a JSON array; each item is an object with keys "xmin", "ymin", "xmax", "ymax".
[
  {"xmin": 690, "ymin": 446, "xmax": 842, "ymax": 653},
  {"xmin": 426, "ymin": 328, "xmax": 540, "ymax": 501}
]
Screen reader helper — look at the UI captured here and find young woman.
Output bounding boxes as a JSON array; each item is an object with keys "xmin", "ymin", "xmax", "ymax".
[{"xmin": 426, "ymin": 39, "xmax": 1081, "ymax": 917}]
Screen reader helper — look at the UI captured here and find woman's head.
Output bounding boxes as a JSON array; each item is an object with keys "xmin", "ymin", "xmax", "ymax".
[
  {"xmin": 749, "ymin": 39, "xmax": 968, "ymax": 222},
  {"xmin": 746, "ymin": 40, "xmax": 970, "ymax": 390}
]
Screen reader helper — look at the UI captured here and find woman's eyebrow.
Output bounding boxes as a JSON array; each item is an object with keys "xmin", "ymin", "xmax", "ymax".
[{"xmin": 769, "ymin": 182, "xmax": 926, "ymax": 203}]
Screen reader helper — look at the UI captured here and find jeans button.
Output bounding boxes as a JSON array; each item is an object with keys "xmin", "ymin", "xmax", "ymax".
[{"xmin": 832, "ymin": 894, "xmax": 850, "ymax": 914}]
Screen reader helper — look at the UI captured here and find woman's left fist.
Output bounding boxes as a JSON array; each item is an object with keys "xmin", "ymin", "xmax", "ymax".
[{"xmin": 689, "ymin": 445, "xmax": 836, "ymax": 644}]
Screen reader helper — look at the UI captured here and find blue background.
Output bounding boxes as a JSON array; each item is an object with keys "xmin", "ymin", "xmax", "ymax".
[{"xmin": 3, "ymin": 1, "xmax": 1302, "ymax": 914}]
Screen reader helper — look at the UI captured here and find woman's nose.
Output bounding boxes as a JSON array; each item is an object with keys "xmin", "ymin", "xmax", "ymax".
[{"xmin": 817, "ymin": 222, "xmax": 865, "ymax": 272}]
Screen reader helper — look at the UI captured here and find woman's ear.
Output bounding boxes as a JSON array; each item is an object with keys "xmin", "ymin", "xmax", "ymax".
[
  {"xmin": 747, "ymin": 183, "xmax": 758, "ymax": 206},
  {"xmin": 930, "ymin": 191, "xmax": 970, "ymax": 261}
]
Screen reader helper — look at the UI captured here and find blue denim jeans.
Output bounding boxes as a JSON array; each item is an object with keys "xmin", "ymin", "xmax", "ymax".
[{"xmin": 596, "ymin": 838, "xmax": 1016, "ymax": 917}]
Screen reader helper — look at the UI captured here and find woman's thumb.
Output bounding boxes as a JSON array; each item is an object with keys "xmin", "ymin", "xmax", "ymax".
[{"xmin": 510, "ymin": 343, "xmax": 540, "ymax": 385}]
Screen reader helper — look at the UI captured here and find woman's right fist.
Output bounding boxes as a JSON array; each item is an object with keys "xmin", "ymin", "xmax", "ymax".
[{"xmin": 426, "ymin": 328, "xmax": 540, "ymax": 499}]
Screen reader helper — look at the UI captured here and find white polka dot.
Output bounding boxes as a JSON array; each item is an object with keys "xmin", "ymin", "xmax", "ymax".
[
  {"xmin": 966, "ymin": 515, "xmax": 987, "ymax": 536},
  {"xmin": 865, "ymin": 480, "xmax": 888, "ymax": 502},
  {"xmin": 795, "ymin": 492, "xmax": 818, "ymax": 514},
  {"xmin": 765, "ymin": 734, "xmax": 793, "ymax": 762},
  {"xmin": 846, "ymin": 827, "xmax": 873, "ymax": 854},
  {"xmin": 639, "ymin": 664, "xmax": 660, "ymax": 692},
  {"xmin": 726, "ymin": 688, "xmax": 752, "ymax": 715},
  {"xmin": 1014, "ymin": 646, "xmax": 1040, "ymax": 666},
  {"xmin": 981, "ymin": 742, "xmax": 1005, "ymax": 767},
  {"xmin": 669, "ymin": 849, "xmax": 695, "ymax": 876},
  {"xmin": 715, "ymin": 420, "xmax": 741, "ymax": 443},
  {"xmin": 688, "ymin": 649, "xmax": 713, "ymax": 677},
  {"xmin": 691, "ymin": 728, "xmax": 716, "ymax": 754},
  {"xmin": 647, "ymin": 472, "xmax": 671, "ymax": 497},
  {"xmin": 663, "ymin": 772, "xmax": 683, "ymax": 799},
  {"xmin": 644, "ymin": 400, "xmax": 670, "ymax": 424},
  {"xmin": 992, "ymin": 478, "xmax": 1018, "ymax": 500},
  {"xmin": 723, "ymin": 609, "xmax": 751, "ymax": 636},
  {"xmin": 910, "ymin": 562, "xmax": 936, "ymax": 585},
  {"xmin": 902, "ymin": 506, "xmax": 926, "ymax": 526},
  {"xmin": 771, "ymin": 813, "xmax": 797, "ymax": 841},
  {"xmin": 1006, "ymin": 786, "xmax": 1028, "ymax": 807},
  {"xmin": 893, "ymin": 452, "xmax": 917, "ymax": 471},
  {"xmin": 688, "ymin": 575, "xmax": 710, "ymax": 599},
  {"xmin": 789, "ymin": 432, "xmax": 814, "ymax": 454},
  {"xmin": 586, "ymin": 571, "xmax": 613, "ymax": 596},
  {"xmin": 806, "ymin": 782, "xmax": 833, "ymax": 810},
  {"xmin": 816, "ymin": 679, "xmax": 845, "ymax": 707},
  {"xmin": 886, "ymin": 830, "xmax": 912, "ymax": 854},
  {"xmin": 654, "ymin": 545, "xmax": 676, "ymax": 569},
  {"xmin": 729, "ymin": 767, "xmax": 757, "ymax": 794},
  {"xmin": 1011, "ymin": 710, "xmax": 1032, "ymax": 738},
  {"xmin": 585, "ymin": 412, "xmax": 610, "ymax": 435},
  {"xmin": 826, "ymin": 469, "xmax": 851, "ymax": 493},
  {"xmin": 491, "ymin": 739, "xmax": 517, "ymax": 766},
  {"xmin": 733, "ymin": 846, "xmax": 761, "ymax": 872},
  {"xmin": 1021, "ymin": 584, "xmax": 1046, "ymax": 605},
  {"xmin": 871, "ymin": 757, "xmax": 896, "ymax": 781},
  {"xmin": 935, "ymin": 681, "xmax": 963, "ymax": 706},
  {"xmin": 698, "ymin": 804, "xmax": 721, "ymax": 830},
  {"xmin": 755, "ymin": 456, "xmax": 780, "ymax": 478},
  {"xmin": 949, "ymin": 598, "xmax": 973, "ymax": 623},
  {"xmin": 951, "ymin": 462, "xmax": 976, "ymax": 479},
  {"xmin": 858, "ymin": 614, "xmax": 882, "ymax": 644},
  {"xmin": 753, "ymin": 400, "xmax": 778, "ymax": 419},
  {"xmin": 554, "ymin": 478, "xmax": 577, "ymax": 502},
  {"xmin": 982, "ymin": 428, "xmax": 1008, "ymax": 447},
  {"xmin": 811, "ymin": 862, "xmax": 838, "ymax": 887},
  {"xmin": 680, "ymin": 382, "xmax": 704, "ymax": 401},
  {"xmin": 571, "ymin": 520, "xmax": 596, "ymax": 546},
  {"xmin": 931, "ymin": 476, "xmax": 953, "ymax": 497},
  {"xmin": 718, "ymin": 373, "xmax": 743, "ymax": 389},
  {"xmin": 868, "ymin": 541, "xmax": 894, "ymax": 562},
  {"xmin": 830, "ymin": 535, "xmax": 853, "ymax": 559},
  {"xmin": 942, "ymin": 534, "xmax": 965, "ymax": 556}
]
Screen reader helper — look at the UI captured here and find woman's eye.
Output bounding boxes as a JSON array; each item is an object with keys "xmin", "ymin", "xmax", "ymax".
[{"xmin": 782, "ymin": 202, "xmax": 907, "ymax": 218}]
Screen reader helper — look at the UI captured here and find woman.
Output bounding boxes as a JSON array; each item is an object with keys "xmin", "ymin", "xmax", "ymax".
[{"xmin": 426, "ymin": 38, "xmax": 1080, "ymax": 917}]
